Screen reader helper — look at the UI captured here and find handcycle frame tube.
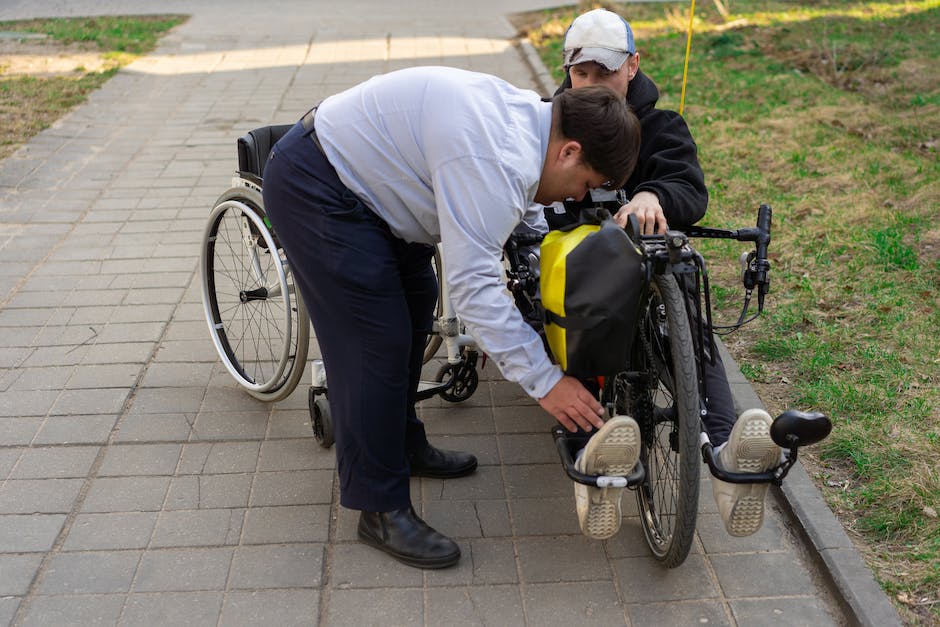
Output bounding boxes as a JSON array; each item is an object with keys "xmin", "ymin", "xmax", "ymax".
[{"xmin": 700, "ymin": 440, "xmax": 798, "ymax": 485}]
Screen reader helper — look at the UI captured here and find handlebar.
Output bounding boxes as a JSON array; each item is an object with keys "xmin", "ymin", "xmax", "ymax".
[
  {"xmin": 754, "ymin": 204, "xmax": 772, "ymax": 309},
  {"xmin": 671, "ymin": 204, "xmax": 773, "ymax": 330},
  {"xmin": 702, "ymin": 409, "xmax": 831, "ymax": 485},
  {"xmin": 504, "ymin": 203, "xmax": 774, "ymax": 334},
  {"xmin": 681, "ymin": 203, "xmax": 771, "ymax": 250}
]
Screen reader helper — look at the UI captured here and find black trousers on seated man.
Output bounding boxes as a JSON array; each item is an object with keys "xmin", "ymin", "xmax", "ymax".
[{"xmin": 262, "ymin": 119, "xmax": 455, "ymax": 512}]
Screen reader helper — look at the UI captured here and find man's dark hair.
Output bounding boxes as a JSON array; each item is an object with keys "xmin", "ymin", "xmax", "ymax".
[{"xmin": 552, "ymin": 85, "xmax": 640, "ymax": 188}]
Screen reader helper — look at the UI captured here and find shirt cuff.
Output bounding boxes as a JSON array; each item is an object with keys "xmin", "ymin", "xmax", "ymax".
[{"xmin": 517, "ymin": 361, "xmax": 564, "ymax": 400}]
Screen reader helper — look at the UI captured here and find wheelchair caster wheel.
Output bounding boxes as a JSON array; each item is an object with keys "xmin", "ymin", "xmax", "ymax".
[
  {"xmin": 308, "ymin": 388, "xmax": 334, "ymax": 449},
  {"xmin": 435, "ymin": 362, "xmax": 478, "ymax": 403}
]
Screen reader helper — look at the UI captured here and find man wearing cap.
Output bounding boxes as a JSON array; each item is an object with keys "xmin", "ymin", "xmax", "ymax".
[{"xmin": 552, "ymin": 9, "xmax": 781, "ymax": 540}]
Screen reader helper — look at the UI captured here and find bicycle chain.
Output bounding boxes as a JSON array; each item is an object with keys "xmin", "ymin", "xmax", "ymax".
[{"xmin": 633, "ymin": 314, "xmax": 658, "ymax": 443}]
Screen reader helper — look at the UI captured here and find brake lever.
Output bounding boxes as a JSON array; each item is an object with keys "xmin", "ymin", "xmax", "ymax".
[{"xmin": 740, "ymin": 251, "xmax": 757, "ymax": 290}]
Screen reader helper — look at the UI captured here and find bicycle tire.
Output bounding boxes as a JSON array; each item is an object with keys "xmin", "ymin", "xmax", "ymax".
[
  {"xmin": 422, "ymin": 245, "xmax": 444, "ymax": 363},
  {"xmin": 201, "ymin": 185, "xmax": 310, "ymax": 402},
  {"xmin": 605, "ymin": 273, "xmax": 700, "ymax": 567}
]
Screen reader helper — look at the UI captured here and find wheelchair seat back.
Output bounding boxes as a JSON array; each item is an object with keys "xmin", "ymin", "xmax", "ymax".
[{"xmin": 236, "ymin": 124, "xmax": 293, "ymax": 181}]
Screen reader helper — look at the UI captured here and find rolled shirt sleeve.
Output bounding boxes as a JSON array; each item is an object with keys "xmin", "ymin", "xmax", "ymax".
[{"xmin": 433, "ymin": 157, "xmax": 562, "ymax": 399}]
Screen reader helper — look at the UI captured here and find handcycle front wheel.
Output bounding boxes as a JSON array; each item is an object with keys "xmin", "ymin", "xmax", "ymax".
[
  {"xmin": 200, "ymin": 185, "xmax": 310, "ymax": 402},
  {"xmin": 605, "ymin": 273, "xmax": 700, "ymax": 567}
]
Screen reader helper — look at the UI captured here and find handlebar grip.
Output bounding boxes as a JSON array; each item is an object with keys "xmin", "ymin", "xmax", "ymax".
[
  {"xmin": 756, "ymin": 204, "xmax": 772, "ymax": 261},
  {"xmin": 754, "ymin": 205, "xmax": 772, "ymax": 305},
  {"xmin": 757, "ymin": 204, "xmax": 772, "ymax": 234}
]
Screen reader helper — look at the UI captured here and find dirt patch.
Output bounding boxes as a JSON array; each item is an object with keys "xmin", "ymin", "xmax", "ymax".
[
  {"xmin": 919, "ymin": 227, "xmax": 940, "ymax": 269},
  {"xmin": 0, "ymin": 38, "xmax": 114, "ymax": 76},
  {"xmin": 0, "ymin": 35, "xmax": 117, "ymax": 159}
]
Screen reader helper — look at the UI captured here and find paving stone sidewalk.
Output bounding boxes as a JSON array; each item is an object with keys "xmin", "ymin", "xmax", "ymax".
[{"xmin": 0, "ymin": 1, "xmax": 900, "ymax": 625}]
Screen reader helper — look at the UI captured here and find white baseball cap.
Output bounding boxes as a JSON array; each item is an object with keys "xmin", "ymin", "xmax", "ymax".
[{"xmin": 563, "ymin": 9, "xmax": 636, "ymax": 71}]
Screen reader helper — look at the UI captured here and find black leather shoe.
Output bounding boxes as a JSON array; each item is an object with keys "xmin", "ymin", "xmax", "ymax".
[
  {"xmin": 408, "ymin": 443, "xmax": 477, "ymax": 478},
  {"xmin": 358, "ymin": 507, "xmax": 460, "ymax": 569}
]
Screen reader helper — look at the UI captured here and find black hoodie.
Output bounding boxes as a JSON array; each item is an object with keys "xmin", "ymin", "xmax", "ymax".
[{"xmin": 550, "ymin": 69, "xmax": 708, "ymax": 230}]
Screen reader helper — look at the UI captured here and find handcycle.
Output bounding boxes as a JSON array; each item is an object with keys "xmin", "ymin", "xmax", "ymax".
[
  {"xmin": 199, "ymin": 124, "xmax": 486, "ymax": 442},
  {"xmin": 504, "ymin": 203, "xmax": 832, "ymax": 568}
]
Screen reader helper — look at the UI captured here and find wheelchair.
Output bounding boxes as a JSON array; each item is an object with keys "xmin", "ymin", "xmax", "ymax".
[
  {"xmin": 199, "ymin": 124, "xmax": 309, "ymax": 403},
  {"xmin": 200, "ymin": 125, "xmax": 483, "ymax": 444}
]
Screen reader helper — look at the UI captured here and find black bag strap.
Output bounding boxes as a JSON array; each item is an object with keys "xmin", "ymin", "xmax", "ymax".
[{"xmin": 544, "ymin": 309, "xmax": 606, "ymax": 330}]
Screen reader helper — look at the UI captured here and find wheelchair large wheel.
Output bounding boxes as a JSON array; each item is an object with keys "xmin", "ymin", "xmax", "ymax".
[
  {"xmin": 605, "ymin": 273, "xmax": 700, "ymax": 567},
  {"xmin": 422, "ymin": 245, "xmax": 444, "ymax": 363},
  {"xmin": 201, "ymin": 186, "xmax": 310, "ymax": 402}
]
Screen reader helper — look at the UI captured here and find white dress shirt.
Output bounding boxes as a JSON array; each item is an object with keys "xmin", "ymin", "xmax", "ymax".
[{"xmin": 315, "ymin": 66, "xmax": 562, "ymax": 399}]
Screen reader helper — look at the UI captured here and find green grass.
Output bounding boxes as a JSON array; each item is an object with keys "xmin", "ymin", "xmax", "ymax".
[
  {"xmin": 0, "ymin": 15, "xmax": 187, "ymax": 55},
  {"xmin": 525, "ymin": 0, "xmax": 939, "ymax": 621},
  {"xmin": 0, "ymin": 15, "xmax": 187, "ymax": 158}
]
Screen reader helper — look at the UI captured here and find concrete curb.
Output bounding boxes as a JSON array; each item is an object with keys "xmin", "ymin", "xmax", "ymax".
[{"xmin": 512, "ymin": 32, "xmax": 904, "ymax": 627}]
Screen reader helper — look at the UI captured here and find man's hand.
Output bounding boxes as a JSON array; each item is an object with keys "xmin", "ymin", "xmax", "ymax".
[
  {"xmin": 613, "ymin": 191, "xmax": 667, "ymax": 235},
  {"xmin": 538, "ymin": 375, "xmax": 605, "ymax": 432}
]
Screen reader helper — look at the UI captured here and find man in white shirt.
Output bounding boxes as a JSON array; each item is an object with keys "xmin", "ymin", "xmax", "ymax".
[{"xmin": 262, "ymin": 66, "xmax": 640, "ymax": 569}]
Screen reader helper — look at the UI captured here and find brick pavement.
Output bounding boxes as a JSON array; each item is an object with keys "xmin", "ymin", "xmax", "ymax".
[{"xmin": 0, "ymin": 1, "xmax": 896, "ymax": 625}]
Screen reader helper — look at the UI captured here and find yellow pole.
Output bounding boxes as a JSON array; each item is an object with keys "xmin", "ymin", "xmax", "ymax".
[{"xmin": 679, "ymin": 0, "xmax": 697, "ymax": 115}]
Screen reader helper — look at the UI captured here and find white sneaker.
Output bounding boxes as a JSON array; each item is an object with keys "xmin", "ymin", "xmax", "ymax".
[
  {"xmin": 573, "ymin": 415, "xmax": 640, "ymax": 540},
  {"xmin": 711, "ymin": 409, "xmax": 781, "ymax": 537}
]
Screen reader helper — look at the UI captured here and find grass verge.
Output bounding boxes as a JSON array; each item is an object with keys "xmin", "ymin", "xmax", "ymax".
[
  {"xmin": 521, "ymin": 0, "xmax": 939, "ymax": 623},
  {"xmin": 0, "ymin": 15, "xmax": 188, "ymax": 159}
]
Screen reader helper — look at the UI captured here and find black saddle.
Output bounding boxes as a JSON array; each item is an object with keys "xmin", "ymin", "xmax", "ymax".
[{"xmin": 770, "ymin": 409, "xmax": 832, "ymax": 449}]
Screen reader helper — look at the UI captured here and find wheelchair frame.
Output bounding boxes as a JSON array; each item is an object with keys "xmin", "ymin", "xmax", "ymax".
[{"xmin": 200, "ymin": 125, "xmax": 484, "ymax": 415}]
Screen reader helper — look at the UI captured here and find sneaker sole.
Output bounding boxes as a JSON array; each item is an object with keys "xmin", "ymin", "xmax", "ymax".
[
  {"xmin": 583, "ymin": 490, "xmax": 622, "ymax": 539},
  {"xmin": 728, "ymin": 493, "xmax": 766, "ymax": 537},
  {"xmin": 582, "ymin": 419, "xmax": 641, "ymax": 476},
  {"xmin": 727, "ymin": 411, "xmax": 778, "ymax": 536},
  {"xmin": 580, "ymin": 418, "xmax": 641, "ymax": 540}
]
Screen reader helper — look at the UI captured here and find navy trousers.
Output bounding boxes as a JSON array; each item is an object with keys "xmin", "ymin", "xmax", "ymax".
[
  {"xmin": 261, "ymin": 120, "xmax": 438, "ymax": 512},
  {"xmin": 700, "ymin": 344, "xmax": 736, "ymax": 445}
]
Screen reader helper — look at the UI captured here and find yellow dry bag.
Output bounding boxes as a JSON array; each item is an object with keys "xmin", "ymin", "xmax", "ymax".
[{"xmin": 539, "ymin": 214, "xmax": 646, "ymax": 376}]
